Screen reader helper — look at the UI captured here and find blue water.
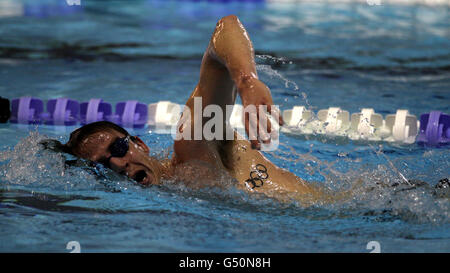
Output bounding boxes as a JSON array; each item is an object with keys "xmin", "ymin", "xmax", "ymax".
[{"xmin": 0, "ymin": 0, "xmax": 449, "ymax": 252}]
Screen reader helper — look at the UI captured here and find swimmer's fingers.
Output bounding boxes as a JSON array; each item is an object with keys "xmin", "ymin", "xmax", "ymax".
[
  {"xmin": 257, "ymin": 104, "xmax": 282, "ymax": 145},
  {"xmin": 257, "ymin": 105, "xmax": 271, "ymax": 144},
  {"xmin": 239, "ymin": 78, "xmax": 281, "ymax": 149},
  {"xmin": 267, "ymin": 104, "xmax": 284, "ymax": 127},
  {"xmin": 245, "ymin": 107, "xmax": 261, "ymax": 150},
  {"xmin": 244, "ymin": 105, "xmax": 273, "ymax": 149}
]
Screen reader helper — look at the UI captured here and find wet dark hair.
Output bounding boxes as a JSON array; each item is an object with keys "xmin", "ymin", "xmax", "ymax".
[
  {"xmin": 40, "ymin": 121, "xmax": 129, "ymax": 156},
  {"xmin": 65, "ymin": 121, "xmax": 130, "ymax": 155}
]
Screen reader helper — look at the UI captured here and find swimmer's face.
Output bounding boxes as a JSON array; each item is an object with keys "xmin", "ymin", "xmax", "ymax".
[{"xmin": 73, "ymin": 130, "xmax": 162, "ymax": 185}]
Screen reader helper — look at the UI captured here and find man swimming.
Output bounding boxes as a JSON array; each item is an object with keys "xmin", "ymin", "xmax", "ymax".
[{"xmin": 61, "ymin": 15, "xmax": 341, "ymax": 204}]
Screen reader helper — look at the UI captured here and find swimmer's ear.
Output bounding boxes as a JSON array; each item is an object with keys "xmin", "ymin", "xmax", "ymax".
[{"xmin": 131, "ymin": 136, "xmax": 149, "ymax": 154}]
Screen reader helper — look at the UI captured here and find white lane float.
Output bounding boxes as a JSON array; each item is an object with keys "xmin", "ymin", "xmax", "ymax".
[
  {"xmin": 314, "ymin": 107, "xmax": 350, "ymax": 136},
  {"xmin": 281, "ymin": 106, "xmax": 422, "ymax": 144},
  {"xmin": 348, "ymin": 108, "xmax": 384, "ymax": 141},
  {"xmin": 281, "ymin": 106, "xmax": 314, "ymax": 134},
  {"xmin": 147, "ymin": 101, "xmax": 182, "ymax": 133},
  {"xmin": 383, "ymin": 109, "xmax": 419, "ymax": 144}
]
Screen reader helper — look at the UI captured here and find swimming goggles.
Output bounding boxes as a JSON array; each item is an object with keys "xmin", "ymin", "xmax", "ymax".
[{"xmin": 103, "ymin": 135, "xmax": 132, "ymax": 168}]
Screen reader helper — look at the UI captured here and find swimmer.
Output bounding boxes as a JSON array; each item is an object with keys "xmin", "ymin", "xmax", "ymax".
[{"xmin": 56, "ymin": 15, "xmax": 346, "ymax": 204}]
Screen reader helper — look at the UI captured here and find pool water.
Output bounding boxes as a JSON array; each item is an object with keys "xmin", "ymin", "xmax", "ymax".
[{"xmin": 0, "ymin": 0, "xmax": 449, "ymax": 252}]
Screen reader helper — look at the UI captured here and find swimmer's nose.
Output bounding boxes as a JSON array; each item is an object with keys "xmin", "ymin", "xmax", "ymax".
[{"xmin": 109, "ymin": 156, "xmax": 131, "ymax": 175}]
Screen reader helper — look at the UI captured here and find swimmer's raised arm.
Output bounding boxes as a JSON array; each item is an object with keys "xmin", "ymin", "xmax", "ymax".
[
  {"xmin": 173, "ymin": 15, "xmax": 336, "ymax": 202},
  {"xmin": 182, "ymin": 15, "xmax": 283, "ymax": 149}
]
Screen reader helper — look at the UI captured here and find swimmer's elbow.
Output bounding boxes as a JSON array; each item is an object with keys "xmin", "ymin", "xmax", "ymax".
[
  {"xmin": 215, "ymin": 15, "xmax": 242, "ymax": 33},
  {"xmin": 218, "ymin": 15, "xmax": 239, "ymax": 24},
  {"xmin": 209, "ymin": 15, "xmax": 241, "ymax": 59}
]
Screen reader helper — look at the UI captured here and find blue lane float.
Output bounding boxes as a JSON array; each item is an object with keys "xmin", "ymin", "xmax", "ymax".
[
  {"xmin": 9, "ymin": 97, "xmax": 149, "ymax": 128},
  {"xmin": 417, "ymin": 111, "xmax": 450, "ymax": 146},
  {"xmin": 45, "ymin": 98, "xmax": 79, "ymax": 126},
  {"xmin": 80, "ymin": 98, "xmax": 112, "ymax": 125},
  {"xmin": 115, "ymin": 100, "xmax": 148, "ymax": 129},
  {"xmin": 10, "ymin": 97, "xmax": 44, "ymax": 124}
]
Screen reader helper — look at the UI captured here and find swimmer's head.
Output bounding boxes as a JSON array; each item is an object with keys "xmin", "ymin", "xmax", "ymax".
[{"xmin": 64, "ymin": 121, "xmax": 163, "ymax": 185}]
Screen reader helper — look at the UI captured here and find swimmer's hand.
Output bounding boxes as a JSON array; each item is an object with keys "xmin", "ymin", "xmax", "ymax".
[{"xmin": 238, "ymin": 76, "xmax": 284, "ymax": 149}]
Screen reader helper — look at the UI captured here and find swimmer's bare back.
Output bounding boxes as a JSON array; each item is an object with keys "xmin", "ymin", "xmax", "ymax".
[{"xmin": 171, "ymin": 15, "xmax": 343, "ymax": 204}]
